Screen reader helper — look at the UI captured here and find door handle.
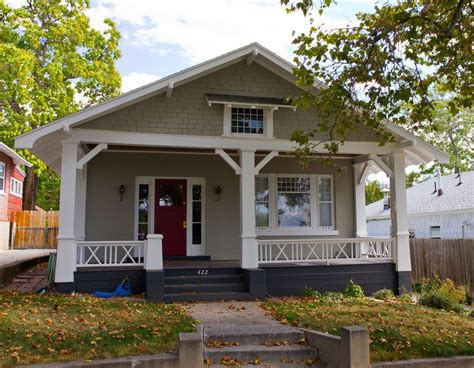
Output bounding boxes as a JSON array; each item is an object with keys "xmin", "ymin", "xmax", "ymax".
[{"xmin": 183, "ymin": 221, "xmax": 187, "ymax": 229}]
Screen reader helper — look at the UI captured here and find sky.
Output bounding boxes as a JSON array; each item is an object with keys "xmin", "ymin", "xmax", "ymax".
[{"xmin": 6, "ymin": 0, "xmax": 398, "ymax": 182}]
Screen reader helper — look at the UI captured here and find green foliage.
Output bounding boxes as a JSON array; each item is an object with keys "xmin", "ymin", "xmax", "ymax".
[
  {"xmin": 281, "ymin": 0, "xmax": 472, "ymax": 167},
  {"xmin": 398, "ymin": 293, "xmax": 414, "ymax": 304},
  {"xmin": 372, "ymin": 288, "xmax": 395, "ymax": 301},
  {"xmin": 344, "ymin": 279, "xmax": 365, "ymax": 299},
  {"xmin": 36, "ymin": 169, "xmax": 61, "ymax": 210},
  {"xmin": 415, "ymin": 277, "xmax": 467, "ymax": 312},
  {"xmin": 0, "ymin": 0, "xmax": 122, "ymax": 206},
  {"xmin": 365, "ymin": 180, "xmax": 383, "ymax": 205},
  {"xmin": 303, "ymin": 287, "xmax": 321, "ymax": 298},
  {"xmin": 321, "ymin": 291, "xmax": 345, "ymax": 302},
  {"xmin": 405, "ymin": 172, "xmax": 422, "ymax": 188}
]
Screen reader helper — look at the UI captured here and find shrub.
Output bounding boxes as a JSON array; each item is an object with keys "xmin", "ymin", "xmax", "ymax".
[
  {"xmin": 419, "ymin": 290, "xmax": 464, "ymax": 312},
  {"xmin": 414, "ymin": 277, "xmax": 467, "ymax": 308},
  {"xmin": 344, "ymin": 280, "xmax": 365, "ymax": 299},
  {"xmin": 399, "ymin": 293, "xmax": 414, "ymax": 304},
  {"xmin": 413, "ymin": 277, "xmax": 442, "ymax": 294},
  {"xmin": 438, "ymin": 279, "xmax": 466, "ymax": 305},
  {"xmin": 303, "ymin": 287, "xmax": 321, "ymax": 298},
  {"xmin": 372, "ymin": 288, "xmax": 395, "ymax": 301}
]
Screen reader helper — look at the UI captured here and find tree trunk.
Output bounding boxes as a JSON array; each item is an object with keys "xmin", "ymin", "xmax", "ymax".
[{"xmin": 22, "ymin": 166, "xmax": 38, "ymax": 210}]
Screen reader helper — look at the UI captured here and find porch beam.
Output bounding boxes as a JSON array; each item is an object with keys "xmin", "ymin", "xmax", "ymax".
[
  {"xmin": 353, "ymin": 162, "xmax": 368, "ymax": 237},
  {"xmin": 357, "ymin": 162, "xmax": 370, "ymax": 185},
  {"xmin": 70, "ymin": 128, "xmax": 398, "ymax": 155},
  {"xmin": 240, "ymin": 149, "xmax": 258, "ymax": 268},
  {"xmin": 389, "ymin": 151, "xmax": 412, "ymax": 292},
  {"xmin": 254, "ymin": 150, "xmax": 278, "ymax": 174},
  {"xmin": 76, "ymin": 143, "xmax": 107, "ymax": 169},
  {"xmin": 371, "ymin": 154, "xmax": 393, "ymax": 177},
  {"xmin": 56, "ymin": 141, "xmax": 79, "ymax": 286},
  {"xmin": 215, "ymin": 149, "xmax": 241, "ymax": 174}
]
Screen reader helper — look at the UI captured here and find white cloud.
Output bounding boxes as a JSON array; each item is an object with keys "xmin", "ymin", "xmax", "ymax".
[
  {"xmin": 90, "ymin": 0, "xmax": 346, "ymax": 64},
  {"xmin": 121, "ymin": 72, "xmax": 160, "ymax": 93}
]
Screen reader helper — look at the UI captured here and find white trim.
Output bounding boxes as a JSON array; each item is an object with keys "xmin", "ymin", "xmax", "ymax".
[
  {"xmin": 187, "ymin": 178, "xmax": 206, "ymax": 256},
  {"xmin": 69, "ymin": 128, "xmax": 398, "ymax": 155},
  {"xmin": 0, "ymin": 161, "xmax": 5, "ymax": 194},
  {"xmin": 10, "ymin": 177, "xmax": 23, "ymax": 198},
  {"xmin": 367, "ymin": 208, "xmax": 474, "ymax": 221},
  {"xmin": 255, "ymin": 173, "xmax": 337, "ymax": 235},
  {"xmin": 134, "ymin": 176, "xmax": 206, "ymax": 256},
  {"xmin": 316, "ymin": 175, "xmax": 336, "ymax": 230},
  {"xmin": 254, "ymin": 151, "xmax": 278, "ymax": 174},
  {"xmin": 0, "ymin": 143, "xmax": 31, "ymax": 167},
  {"xmin": 215, "ymin": 149, "xmax": 241, "ymax": 174},
  {"xmin": 76, "ymin": 143, "xmax": 107, "ymax": 169}
]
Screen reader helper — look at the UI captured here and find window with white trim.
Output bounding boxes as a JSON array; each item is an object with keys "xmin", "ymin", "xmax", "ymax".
[
  {"xmin": 10, "ymin": 177, "xmax": 23, "ymax": 197},
  {"xmin": 137, "ymin": 184, "xmax": 150, "ymax": 240},
  {"xmin": 0, "ymin": 162, "xmax": 4, "ymax": 193},
  {"xmin": 231, "ymin": 107, "xmax": 264, "ymax": 135},
  {"xmin": 277, "ymin": 177, "xmax": 311, "ymax": 227},
  {"xmin": 256, "ymin": 174, "xmax": 335, "ymax": 233},
  {"xmin": 430, "ymin": 226, "xmax": 441, "ymax": 239},
  {"xmin": 318, "ymin": 176, "xmax": 334, "ymax": 229},
  {"xmin": 256, "ymin": 176, "xmax": 269, "ymax": 227}
]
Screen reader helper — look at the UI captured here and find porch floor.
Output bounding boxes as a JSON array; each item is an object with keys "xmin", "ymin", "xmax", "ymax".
[{"xmin": 163, "ymin": 260, "xmax": 239, "ymax": 269}]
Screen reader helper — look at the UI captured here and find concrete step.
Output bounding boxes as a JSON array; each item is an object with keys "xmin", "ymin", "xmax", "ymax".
[
  {"xmin": 164, "ymin": 267, "xmax": 242, "ymax": 277},
  {"xmin": 164, "ymin": 283, "xmax": 246, "ymax": 294},
  {"xmin": 165, "ymin": 274, "xmax": 243, "ymax": 285},
  {"xmin": 204, "ymin": 325, "xmax": 305, "ymax": 345},
  {"xmin": 204, "ymin": 344, "xmax": 317, "ymax": 364},
  {"xmin": 164, "ymin": 292, "xmax": 252, "ymax": 303}
]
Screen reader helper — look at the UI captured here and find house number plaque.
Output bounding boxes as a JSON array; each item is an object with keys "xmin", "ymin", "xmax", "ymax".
[{"xmin": 197, "ymin": 269, "xmax": 208, "ymax": 275}]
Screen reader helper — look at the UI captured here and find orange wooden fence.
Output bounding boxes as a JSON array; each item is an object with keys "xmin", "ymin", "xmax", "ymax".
[{"xmin": 11, "ymin": 211, "xmax": 59, "ymax": 249}]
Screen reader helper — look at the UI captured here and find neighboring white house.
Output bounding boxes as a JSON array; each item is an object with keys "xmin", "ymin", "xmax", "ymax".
[
  {"xmin": 367, "ymin": 171, "xmax": 474, "ymax": 239},
  {"xmin": 14, "ymin": 43, "xmax": 450, "ymax": 301}
]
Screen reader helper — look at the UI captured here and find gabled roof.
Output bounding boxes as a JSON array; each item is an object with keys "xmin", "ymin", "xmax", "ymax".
[
  {"xmin": 0, "ymin": 142, "xmax": 31, "ymax": 167},
  {"xmin": 14, "ymin": 42, "xmax": 449, "ymax": 170},
  {"xmin": 366, "ymin": 171, "xmax": 474, "ymax": 220}
]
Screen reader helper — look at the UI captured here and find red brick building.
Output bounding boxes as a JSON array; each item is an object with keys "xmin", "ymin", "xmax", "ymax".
[{"xmin": 0, "ymin": 142, "xmax": 31, "ymax": 249}]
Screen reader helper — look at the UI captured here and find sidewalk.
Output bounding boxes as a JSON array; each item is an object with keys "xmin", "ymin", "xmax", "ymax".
[
  {"xmin": 184, "ymin": 300, "xmax": 281, "ymax": 328},
  {"xmin": 0, "ymin": 249, "xmax": 55, "ymax": 267}
]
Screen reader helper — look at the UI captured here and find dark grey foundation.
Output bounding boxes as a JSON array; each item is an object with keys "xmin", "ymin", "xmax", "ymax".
[{"xmin": 146, "ymin": 270, "xmax": 165, "ymax": 302}]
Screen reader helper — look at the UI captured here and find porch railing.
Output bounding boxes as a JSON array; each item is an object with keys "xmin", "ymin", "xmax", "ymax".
[
  {"xmin": 76, "ymin": 241, "xmax": 145, "ymax": 267},
  {"xmin": 257, "ymin": 237, "xmax": 393, "ymax": 265}
]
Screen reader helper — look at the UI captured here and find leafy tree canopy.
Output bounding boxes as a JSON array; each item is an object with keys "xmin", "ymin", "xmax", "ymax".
[
  {"xmin": 0, "ymin": 0, "xmax": 121, "ymax": 208},
  {"xmin": 282, "ymin": 0, "xmax": 472, "ymax": 164}
]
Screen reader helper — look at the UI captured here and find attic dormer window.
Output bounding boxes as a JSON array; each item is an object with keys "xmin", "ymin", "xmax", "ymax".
[{"xmin": 231, "ymin": 107, "xmax": 264, "ymax": 135}]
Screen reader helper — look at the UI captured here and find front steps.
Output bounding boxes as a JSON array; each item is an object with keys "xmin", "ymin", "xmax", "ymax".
[
  {"xmin": 164, "ymin": 267, "xmax": 252, "ymax": 302},
  {"xmin": 203, "ymin": 325, "xmax": 321, "ymax": 367}
]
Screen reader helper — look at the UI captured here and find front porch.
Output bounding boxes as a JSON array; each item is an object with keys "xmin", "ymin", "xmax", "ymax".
[
  {"xmin": 49, "ymin": 141, "xmax": 414, "ymax": 301},
  {"xmin": 70, "ymin": 237, "xmax": 397, "ymax": 301}
]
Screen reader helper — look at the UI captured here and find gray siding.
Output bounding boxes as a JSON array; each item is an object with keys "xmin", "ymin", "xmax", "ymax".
[
  {"xmin": 367, "ymin": 211, "xmax": 474, "ymax": 239},
  {"xmin": 85, "ymin": 152, "xmax": 355, "ymax": 260},
  {"xmin": 83, "ymin": 61, "xmax": 378, "ymax": 142}
]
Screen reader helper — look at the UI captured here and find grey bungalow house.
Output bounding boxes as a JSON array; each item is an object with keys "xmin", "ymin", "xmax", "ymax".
[{"xmin": 15, "ymin": 43, "xmax": 449, "ymax": 302}]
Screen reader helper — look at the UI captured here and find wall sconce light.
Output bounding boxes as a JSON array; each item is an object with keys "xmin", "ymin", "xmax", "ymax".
[
  {"xmin": 119, "ymin": 185, "xmax": 126, "ymax": 201},
  {"xmin": 214, "ymin": 185, "xmax": 222, "ymax": 201}
]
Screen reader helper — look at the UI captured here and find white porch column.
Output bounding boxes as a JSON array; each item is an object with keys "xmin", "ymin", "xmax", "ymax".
[
  {"xmin": 56, "ymin": 142, "xmax": 79, "ymax": 289},
  {"xmin": 353, "ymin": 163, "xmax": 368, "ymax": 237},
  {"xmin": 74, "ymin": 165, "xmax": 87, "ymax": 241},
  {"xmin": 389, "ymin": 151, "xmax": 412, "ymax": 292},
  {"xmin": 240, "ymin": 149, "xmax": 258, "ymax": 269}
]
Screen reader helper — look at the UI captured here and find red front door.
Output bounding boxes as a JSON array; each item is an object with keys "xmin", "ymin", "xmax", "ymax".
[{"xmin": 155, "ymin": 179, "xmax": 187, "ymax": 256}]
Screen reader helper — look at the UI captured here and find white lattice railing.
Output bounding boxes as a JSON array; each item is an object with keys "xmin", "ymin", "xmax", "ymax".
[
  {"xmin": 258, "ymin": 237, "xmax": 393, "ymax": 264},
  {"xmin": 76, "ymin": 241, "xmax": 145, "ymax": 267}
]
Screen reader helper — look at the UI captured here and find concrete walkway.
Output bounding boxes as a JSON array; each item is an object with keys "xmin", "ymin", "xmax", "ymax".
[
  {"xmin": 0, "ymin": 249, "xmax": 55, "ymax": 267},
  {"xmin": 184, "ymin": 301, "xmax": 281, "ymax": 328}
]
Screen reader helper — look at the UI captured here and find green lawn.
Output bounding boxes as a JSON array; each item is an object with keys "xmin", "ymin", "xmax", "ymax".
[
  {"xmin": 262, "ymin": 297, "xmax": 474, "ymax": 362},
  {"xmin": 0, "ymin": 292, "xmax": 196, "ymax": 366}
]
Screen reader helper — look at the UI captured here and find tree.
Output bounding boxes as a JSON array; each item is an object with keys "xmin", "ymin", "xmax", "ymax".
[
  {"xmin": 282, "ymin": 0, "xmax": 472, "ymax": 162},
  {"xmin": 405, "ymin": 171, "xmax": 421, "ymax": 188},
  {"xmin": 0, "ymin": 0, "xmax": 121, "ymax": 209},
  {"xmin": 365, "ymin": 180, "xmax": 383, "ymax": 205}
]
